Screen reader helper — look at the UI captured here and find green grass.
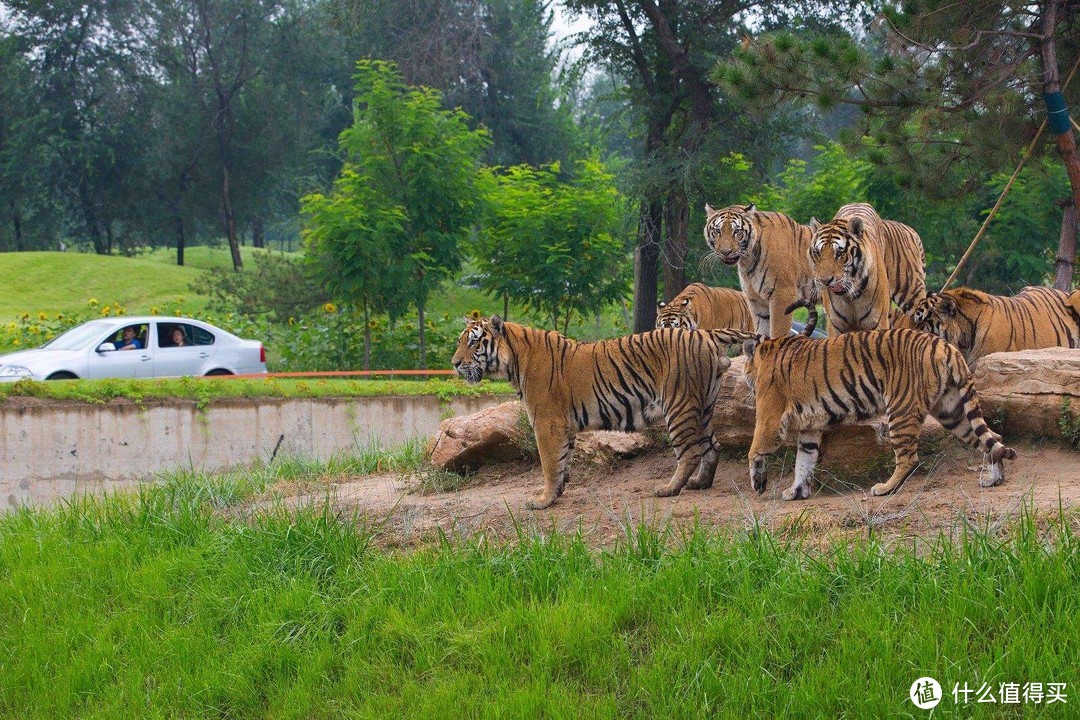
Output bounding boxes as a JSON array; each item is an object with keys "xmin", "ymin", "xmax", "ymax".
[
  {"xmin": 0, "ymin": 376, "xmax": 514, "ymax": 404},
  {"xmin": 0, "ymin": 247, "xmax": 290, "ymax": 319},
  {"xmin": 0, "ymin": 466, "xmax": 1076, "ymax": 718}
]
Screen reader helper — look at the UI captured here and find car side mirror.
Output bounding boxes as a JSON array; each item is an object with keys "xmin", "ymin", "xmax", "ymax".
[{"xmin": 97, "ymin": 342, "xmax": 116, "ymax": 353}]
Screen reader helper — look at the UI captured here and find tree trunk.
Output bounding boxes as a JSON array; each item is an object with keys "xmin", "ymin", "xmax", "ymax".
[
  {"xmin": 175, "ymin": 216, "xmax": 186, "ymax": 267},
  {"xmin": 79, "ymin": 186, "xmax": 107, "ymax": 254},
  {"xmin": 662, "ymin": 188, "xmax": 688, "ymax": 302},
  {"xmin": 217, "ymin": 135, "xmax": 243, "ymax": 271},
  {"xmin": 633, "ymin": 199, "xmax": 663, "ymax": 332},
  {"xmin": 363, "ymin": 303, "xmax": 371, "ymax": 371},
  {"xmin": 1054, "ymin": 200, "xmax": 1077, "ymax": 290},
  {"xmin": 503, "ymin": 292, "xmax": 509, "ymax": 321},
  {"xmin": 418, "ymin": 302, "xmax": 427, "ymax": 369},
  {"xmin": 253, "ymin": 217, "xmax": 265, "ymax": 249},
  {"xmin": 1040, "ymin": 1, "xmax": 1080, "ymax": 289},
  {"xmin": 11, "ymin": 207, "xmax": 23, "ymax": 252}
]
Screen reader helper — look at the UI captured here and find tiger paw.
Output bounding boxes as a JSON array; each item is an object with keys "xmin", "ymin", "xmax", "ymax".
[
  {"xmin": 782, "ymin": 484, "xmax": 809, "ymax": 501},
  {"xmin": 685, "ymin": 478, "xmax": 713, "ymax": 491},
  {"xmin": 654, "ymin": 484, "xmax": 682, "ymax": 498},
  {"xmin": 525, "ymin": 493, "xmax": 557, "ymax": 510},
  {"xmin": 870, "ymin": 482, "xmax": 893, "ymax": 496}
]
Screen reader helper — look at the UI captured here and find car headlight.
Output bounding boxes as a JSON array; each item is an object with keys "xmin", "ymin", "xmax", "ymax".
[{"xmin": 0, "ymin": 365, "xmax": 33, "ymax": 378}]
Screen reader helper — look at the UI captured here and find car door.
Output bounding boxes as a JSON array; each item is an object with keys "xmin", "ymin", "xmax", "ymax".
[
  {"xmin": 154, "ymin": 322, "xmax": 215, "ymax": 377},
  {"xmin": 86, "ymin": 324, "xmax": 154, "ymax": 379}
]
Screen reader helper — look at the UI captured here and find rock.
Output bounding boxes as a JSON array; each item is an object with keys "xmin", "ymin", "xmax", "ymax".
[
  {"xmin": 973, "ymin": 349, "xmax": 1080, "ymax": 440},
  {"xmin": 576, "ymin": 431, "xmax": 653, "ymax": 458},
  {"xmin": 427, "ymin": 400, "xmax": 532, "ymax": 472}
]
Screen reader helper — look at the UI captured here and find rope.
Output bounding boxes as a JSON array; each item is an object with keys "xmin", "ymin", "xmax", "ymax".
[{"xmin": 941, "ymin": 53, "xmax": 1080, "ymax": 291}]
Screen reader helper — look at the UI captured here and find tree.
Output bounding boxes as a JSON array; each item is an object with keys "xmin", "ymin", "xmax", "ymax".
[
  {"xmin": 306, "ymin": 60, "xmax": 489, "ymax": 368},
  {"xmin": 721, "ymin": 0, "xmax": 1080, "ymax": 288},
  {"xmin": 564, "ymin": 0, "xmax": 859, "ymax": 331},
  {"xmin": 474, "ymin": 159, "xmax": 630, "ymax": 333}
]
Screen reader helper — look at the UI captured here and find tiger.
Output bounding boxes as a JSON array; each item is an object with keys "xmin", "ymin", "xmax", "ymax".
[
  {"xmin": 703, "ymin": 203, "xmax": 821, "ymax": 338},
  {"xmin": 738, "ymin": 328, "xmax": 1016, "ymax": 501},
  {"xmin": 655, "ymin": 283, "xmax": 756, "ymax": 331},
  {"xmin": 908, "ymin": 286, "xmax": 1080, "ymax": 368},
  {"xmin": 807, "ymin": 203, "xmax": 926, "ymax": 334},
  {"xmin": 451, "ymin": 316, "xmax": 744, "ymax": 509}
]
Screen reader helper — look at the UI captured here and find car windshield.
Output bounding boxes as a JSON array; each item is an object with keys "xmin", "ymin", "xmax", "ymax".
[{"xmin": 40, "ymin": 321, "xmax": 117, "ymax": 351}]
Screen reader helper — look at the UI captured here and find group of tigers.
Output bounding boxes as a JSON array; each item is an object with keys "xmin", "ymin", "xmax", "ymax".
[{"xmin": 453, "ymin": 201, "xmax": 1080, "ymax": 510}]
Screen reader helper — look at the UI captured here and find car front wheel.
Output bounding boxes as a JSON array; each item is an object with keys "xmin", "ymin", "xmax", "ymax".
[{"xmin": 204, "ymin": 369, "xmax": 233, "ymax": 376}]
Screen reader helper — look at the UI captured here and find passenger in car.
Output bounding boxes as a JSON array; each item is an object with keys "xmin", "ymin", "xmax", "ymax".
[
  {"xmin": 170, "ymin": 327, "xmax": 187, "ymax": 347},
  {"xmin": 116, "ymin": 326, "xmax": 143, "ymax": 351}
]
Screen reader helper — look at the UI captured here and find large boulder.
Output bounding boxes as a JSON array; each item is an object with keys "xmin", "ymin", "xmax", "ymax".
[
  {"xmin": 973, "ymin": 348, "xmax": 1080, "ymax": 439},
  {"xmin": 427, "ymin": 402, "xmax": 656, "ymax": 473},
  {"xmin": 427, "ymin": 401, "xmax": 532, "ymax": 472}
]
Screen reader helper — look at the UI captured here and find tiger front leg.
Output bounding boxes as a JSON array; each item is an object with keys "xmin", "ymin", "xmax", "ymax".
[
  {"xmin": 871, "ymin": 415, "xmax": 922, "ymax": 496},
  {"xmin": 685, "ymin": 441, "xmax": 720, "ymax": 490},
  {"xmin": 748, "ymin": 297, "xmax": 772, "ymax": 336},
  {"xmin": 748, "ymin": 409, "xmax": 784, "ymax": 494},
  {"xmin": 526, "ymin": 419, "xmax": 573, "ymax": 510},
  {"xmin": 783, "ymin": 431, "xmax": 822, "ymax": 501},
  {"xmin": 655, "ymin": 437, "xmax": 708, "ymax": 498}
]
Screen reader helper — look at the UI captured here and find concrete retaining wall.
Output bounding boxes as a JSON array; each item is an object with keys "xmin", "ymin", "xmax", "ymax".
[{"xmin": 0, "ymin": 394, "xmax": 511, "ymax": 509}]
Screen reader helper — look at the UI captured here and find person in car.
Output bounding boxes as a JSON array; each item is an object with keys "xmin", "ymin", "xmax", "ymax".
[
  {"xmin": 116, "ymin": 326, "xmax": 143, "ymax": 351},
  {"xmin": 170, "ymin": 327, "xmax": 187, "ymax": 347}
]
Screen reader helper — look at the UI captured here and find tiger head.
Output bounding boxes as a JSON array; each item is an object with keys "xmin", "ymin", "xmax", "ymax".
[
  {"xmin": 808, "ymin": 216, "xmax": 868, "ymax": 299},
  {"xmin": 452, "ymin": 315, "xmax": 510, "ymax": 384},
  {"xmin": 908, "ymin": 293, "xmax": 958, "ymax": 340},
  {"xmin": 656, "ymin": 297, "xmax": 698, "ymax": 329},
  {"xmin": 704, "ymin": 203, "xmax": 757, "ymax": 266}
]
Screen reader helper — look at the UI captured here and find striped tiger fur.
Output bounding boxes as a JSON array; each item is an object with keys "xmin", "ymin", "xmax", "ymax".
[
  {"xmin": 908, "ymin": 286, "xmax": 1080, "ymax": 368},
  {"xmin": 703, "ymin": 203, "xmax": 821, "ymax": 338},
  {"xmin": 807, "ymin": 203, "xmax": 926, "ymax": 334},
  {"xmin": 655, "ymin": 283, "xmax": 756, "ymax": 331},
  {"xmin": 451, "ymin": 316, "xmax": 746, "ymax": 509},
  {"xmin": 739, "ymin": 328, "xmax": 1015, "ymax": 501}
]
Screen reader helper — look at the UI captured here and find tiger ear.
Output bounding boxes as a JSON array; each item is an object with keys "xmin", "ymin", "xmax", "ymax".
[
  {"xmin": 744, "ymin": 203, "xmax": 756, "ymax": 213},
  {"xmin": 680, "ymin": 298, "xmax": 690, "ymax": 306},
  {"xmin": 938, "ymin": 295, "xmax": 958, "ymax": 318},
  {"xmin": 657, "ymin": 300, "xmax": 666, "ymax": 308},
  {"xmin": 490, "ymin": 315, "xmax": 505, "ymax": 334},
  {"xmin": 849, "ymin": 217, "xmax": 864, "ymax": 238},
  {"xmin": 809, "ymin": 217, "xmax": 821, "ymax": 232},
  {"xmin": 704, "ymin": 203, "xmax": 715, "ymax": 214},
  {"xmin": 742, "ymin": 338, "xmax": 758, "ymax": 358}
]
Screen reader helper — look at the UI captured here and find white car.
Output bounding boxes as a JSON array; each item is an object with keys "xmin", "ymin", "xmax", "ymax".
[{"xmin": 0, "ymin": 316, "xmax": 267, "ymax": 381}]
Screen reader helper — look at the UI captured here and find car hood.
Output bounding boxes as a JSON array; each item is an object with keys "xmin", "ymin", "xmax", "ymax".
[{"xmin": 0, "ymin": 348, "xmax": 83, "ymax": 367}]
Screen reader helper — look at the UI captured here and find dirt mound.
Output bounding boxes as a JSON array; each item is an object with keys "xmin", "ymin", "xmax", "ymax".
[{"xmin": 241, "ymin": 439, "xmax": 1080, "ymax": 548}]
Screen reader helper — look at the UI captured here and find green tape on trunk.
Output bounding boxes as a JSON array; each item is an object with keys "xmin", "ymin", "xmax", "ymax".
[{"xmin": 1044, "ymin": 91, "xmax": 1071, "ymax": 135}]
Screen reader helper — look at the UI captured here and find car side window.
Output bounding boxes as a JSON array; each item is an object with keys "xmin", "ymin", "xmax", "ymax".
[
  {"xmin": 157, "ymin": 323, "xmax": 194, "ymax": 348},
  {"xmin": 191, "ymin": 326, "xmax": 215, "ymax": 346}
]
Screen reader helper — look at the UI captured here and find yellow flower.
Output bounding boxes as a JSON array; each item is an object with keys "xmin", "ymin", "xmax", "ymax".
[
  {"xmin": 288, "ymin": 317, "xmax": 296, "ymax": 326},
  {"xmin": 150, "ymin": 307, "xmax": 159, "ymax": 316},
  {"xmin": 55, "ymin": 313, "xmax": 64, "ymax": 321},
  {"xmin": 38, "ymin": 312, "xmax": 47, "ymax": 321},
  {"xmin": 12, "ymin": 339, "xmax": 19, "ymax": 346},
  {"xmin": 101, "ymin": 307, "xmax": 111, "ymax": 317},
  {"xmin": 20, "ymin": 313, "xmax": 29, "ymax": 320},
  {"xmin": 323, "ymin": 302, "xmax": 337, "ymax": 314},
  {"xmin": 88, "ymin": 299, "xmax": 99, "ymax": 307},
  {"xmin": 468, "ymin": 309, "xmax": 482, "ymax": 320},
  {"xmin": 28, "ymin": 325, "xmax": 39, "ymax": 335},
  {"xmin": 116, "ymin": 308, "xmax": 125, "ymax": 316}
]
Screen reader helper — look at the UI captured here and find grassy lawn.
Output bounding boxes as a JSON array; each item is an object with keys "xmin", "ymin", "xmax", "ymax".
[
  {"xmin": 0, "ymin": 460, "xmax": 1075, "ymax": 718},
  {"xmin": 0, "ymin": 376, "xmax": 513, "ymax": 404},
  {"xmin": 0, "ymin": 247, "xmax": 291, "ymax": 320}
]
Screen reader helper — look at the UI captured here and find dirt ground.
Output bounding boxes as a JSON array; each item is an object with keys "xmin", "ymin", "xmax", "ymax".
[{"xmin": 243, "ymin": 438, "xmax": 1080, "ymax": 548}]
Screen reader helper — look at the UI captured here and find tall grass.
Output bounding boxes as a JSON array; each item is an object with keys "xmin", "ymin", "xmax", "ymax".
[{"xmin": 0, "ymin": 476, "xmax": 1076, "ymax": 718}]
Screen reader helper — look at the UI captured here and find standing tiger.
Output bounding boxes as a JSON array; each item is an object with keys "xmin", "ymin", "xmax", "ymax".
[
  {"xmin": 739, "ymin": 329, "xmax": 1015, "ymax": 501},
  {"xmin": 807, "ymin": 203, "xmax": 926, "ymax": 334},
  {"xmin": 655, "ymin": 283, "xmax": 756, "ymax": 331},
  {"xmin": 451, "ymin": 316, "xmax": 743, "ymax": 509},
  {"xmin": 703, "ymin": 204, "xmax": 821, "ymax": 338},
  {"xmin": 908, "ymin": 286, "xmax": 1080, "ymax": 368}
]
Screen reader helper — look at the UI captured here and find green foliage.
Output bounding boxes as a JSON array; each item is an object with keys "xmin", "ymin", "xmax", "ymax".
[
  {"xmin": 750, "ymin": 143, "xmax": 873, "ymax": 222},
  {"xmin": 193, "ymin": 250, "xmax": 330, "ymax": 324},
  {"xmin": 1060, "ymin": 399, "xmax": 1080, "ymax": 452},
  {"xmin": 474, "ymin": 160, "xmax": 631, "ymax": 333},
  {"xmin": 1, "ymin": 485, "xmax": 1078, "ymax": 717}
]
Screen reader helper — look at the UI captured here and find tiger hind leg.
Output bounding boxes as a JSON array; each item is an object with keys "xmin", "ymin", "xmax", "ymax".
[
  {"xmin": 526, "ymin": 420, "xmax": 573, "ymax": 509},
  {"xmin": 933, "ymin": 382, "xmax": 1016, "ymax": 487},
  {"xmin": 685, "ymin": 440, "xmax": 719, "ymax": 490},
  {"xmin": 656, "ymin": 406, "xmax": 710, "ymax": 497},
  {"xmin": 783, "ymin": 430, "xmax": 822, "ymax": 500},
  {"xmin": 871, "ymin": 414, "xmax": 922, "ymax": 496}
]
